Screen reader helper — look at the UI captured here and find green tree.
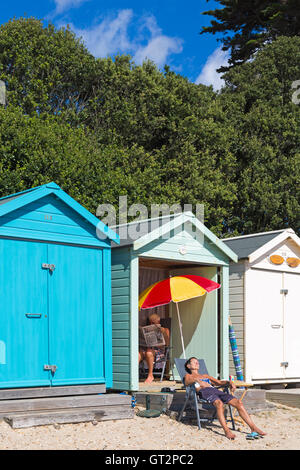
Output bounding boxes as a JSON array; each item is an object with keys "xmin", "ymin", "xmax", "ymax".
[
  {"xmin": 80, "ymin": 56, "xmax": 238, "ymax": 234},
  {"xmin": 0, "ymin": 17, "xmax": 95, "ymax": 116},
  {"xmin": 82, "ymin": 57, "xmax": 216, "ymax": 150},
  {"xmin": 201, "ymin": 0, "xmax": 300, "ymax": 70},
  {"xmin": 2, "ymin": 16, "xmax": 298, "ymax": 238},
  {"xmin": 0, "ymin": 105, "xmax": 98, "ymax": 205},
  {"xmin": 219, "ymin": 37, "xmax": 300, "ymax": 235}
]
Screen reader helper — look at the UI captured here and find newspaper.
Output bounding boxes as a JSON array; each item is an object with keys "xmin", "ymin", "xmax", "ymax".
[{"xmin": 139, "ymin": 324, "xmax": 165, "ymax": 348}]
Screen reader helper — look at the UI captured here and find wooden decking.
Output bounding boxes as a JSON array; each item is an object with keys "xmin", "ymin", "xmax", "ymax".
[
  {"xmin": 265, "ymin": 389, "xmax": 300, "ymax": 409},
  {"xmin": 0, "ymin": 384, "xmax": 106, "ymax": 400},
  {"xmin": 136, "ymin": 382, "xmax": 273, "ymax": 417},
  {"xmin": 138, "ymin": 379, "xmax": 182, "ymax": 392},
  {"xmin": 0, "ymin": 385, "xmax": 134, "ymax": 428}
]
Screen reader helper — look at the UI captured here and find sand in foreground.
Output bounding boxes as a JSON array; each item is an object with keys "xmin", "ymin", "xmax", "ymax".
[{"xmin": 0, "ymin": 403, "xmax": 299, "ymax": 450}]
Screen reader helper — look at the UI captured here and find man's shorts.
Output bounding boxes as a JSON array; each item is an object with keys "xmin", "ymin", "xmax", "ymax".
[{"xmin": 199, "ymin": 387, "xmax": 235, "ymax": 404}]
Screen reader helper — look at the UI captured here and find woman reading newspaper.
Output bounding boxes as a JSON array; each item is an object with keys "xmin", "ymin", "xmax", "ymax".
[{"xmin": 138, "ymin": 313, "xmax": 170, "ymax": 384}]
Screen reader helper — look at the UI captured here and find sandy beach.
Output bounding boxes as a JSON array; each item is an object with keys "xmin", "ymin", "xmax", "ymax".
[{"xmin": 0, "ymin": 402, "xmax": 299, "ymax": 450}]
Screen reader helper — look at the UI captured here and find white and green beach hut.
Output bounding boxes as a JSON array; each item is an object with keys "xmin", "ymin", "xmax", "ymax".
[{"xmin": 111, "ymin": 212, "xmax": 237, "ymax": 391}]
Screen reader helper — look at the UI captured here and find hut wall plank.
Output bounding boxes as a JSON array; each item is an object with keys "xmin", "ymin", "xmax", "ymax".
[
  {"xmin": 111, "ymin": 248, "xmax": 131, "ymax": 390},
  {"xmin": 136, "ymin": 228, "xmax": 229, "ymax": 266},
  {"xmin": 228, "ymin": 262, "xmax": 246, "ymax": 377}
]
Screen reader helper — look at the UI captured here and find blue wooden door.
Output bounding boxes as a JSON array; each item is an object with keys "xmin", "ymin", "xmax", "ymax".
[
  {"xmin": 0, "ymin": 239, "xmax": 51, "ymax": 388},
  {"xmin": 48, "ymin": 244, "xmax": 105, "ymax": 385}
]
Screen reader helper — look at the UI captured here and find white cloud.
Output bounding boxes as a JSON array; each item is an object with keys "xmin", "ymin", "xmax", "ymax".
[
  {"xmin": 134, "ymin": 35, "xmax": 183, "ymax": 68},
  {"xmin": 133, "ymin": 16, "xmax": 183, "ymax": 68},
  {"xmin": 69, "ymin": 10, "xmax": 133, "ymax": 57},
  {"xmin": 53, "ymin": 0, "xmax": 89, "ymax": 15},
  {"xmin": 195, "ymin": 47, "xmax": 229, "ymax": 91},
  {"xmin": 64, "ymin": 10, "xmax": 183, "ymax": 68}
]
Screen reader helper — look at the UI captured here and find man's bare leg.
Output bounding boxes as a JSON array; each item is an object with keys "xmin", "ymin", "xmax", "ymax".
[
  {"xmin": 229, "ymin": 398, "xmax": 266, "ymax": 436},
  {"xmin": 214, "ymin": 400, "xmax": 236, "ymax": 440},
  {"xmin": 144, "ymin": 349, "xmax": 155, "ymax": 384},
  {"xmin": 138, "ymin": 350, "xmax": 144, "ymax": 364}
]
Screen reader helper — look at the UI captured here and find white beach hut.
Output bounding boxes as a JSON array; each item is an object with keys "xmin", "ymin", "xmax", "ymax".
[{"xmin": 222, "ymin": 229, "xmax": 300, "ymax": 386}]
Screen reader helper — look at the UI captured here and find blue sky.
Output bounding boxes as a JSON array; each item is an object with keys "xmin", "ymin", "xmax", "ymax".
[{"xmin": 0, "ymin": 1, "xmax": 229, "ymax": 89}]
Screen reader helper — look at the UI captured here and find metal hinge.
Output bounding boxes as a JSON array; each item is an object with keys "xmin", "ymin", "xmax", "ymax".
[
  {"xmin": 44, "ymin": 364, "xmax": 57, "ymax": 373},
  {"xmin": 42, "ymin": 263, "xmax": 56, "ymax": 272}
]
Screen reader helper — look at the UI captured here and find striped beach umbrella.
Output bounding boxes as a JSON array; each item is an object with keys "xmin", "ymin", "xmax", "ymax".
[
  {"xmin": 139, "ymin": 275, "xmax": 220, "ymax": 358},
  {"xmin": 229, "ymin": 316, "xmax": 244, "ymax": 381}
]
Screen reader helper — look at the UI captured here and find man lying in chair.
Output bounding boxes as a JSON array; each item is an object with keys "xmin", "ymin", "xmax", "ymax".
[{"xmin": 184, "ymin": 357, "xmax": 266, "ymax": 440}]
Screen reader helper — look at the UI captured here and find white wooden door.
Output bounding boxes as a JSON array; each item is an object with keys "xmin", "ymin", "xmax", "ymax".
[
  {"xmin": 283, "ymin": 273, "xmax": 300, "ymax": 379},
  {"xmin": 247, "ymin": 269, "xmax": 284, "ymax": 381}
]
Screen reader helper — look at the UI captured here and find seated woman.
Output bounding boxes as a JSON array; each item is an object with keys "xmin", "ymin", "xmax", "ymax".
[{"xmin": 138, "ymin": 313, "xmax": 170, "ymax": 384}]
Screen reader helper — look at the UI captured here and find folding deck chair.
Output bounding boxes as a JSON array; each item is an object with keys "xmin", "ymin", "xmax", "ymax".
[
  {"xmin": 139, "ymin": 318, "xmax": 173, "ymax": 382},
  {"xmin": 140, "ymin": 346, "xmax": 171, "ymax": 382},
  {"xmin": 175, "ymin": 358, "xmax": 235, "ymax": 431}
]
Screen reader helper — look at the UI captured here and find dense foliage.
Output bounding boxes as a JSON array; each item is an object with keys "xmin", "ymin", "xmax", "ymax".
[
  {"xmin": 201, "ymin": 0, "xmax": 300, "ymax": 71},
  {"xmin": 0, "ymin": 17, "xmax": 299, "ymax": 236},
  {"xmin": 219, "ymin": 36, "xmax": 300, "ymax": 234}
]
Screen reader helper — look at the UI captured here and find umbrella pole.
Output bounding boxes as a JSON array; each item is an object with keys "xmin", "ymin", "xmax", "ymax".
[{"xmin": 175, "ymin": 302, "xmax": 186, "ymax": 359}]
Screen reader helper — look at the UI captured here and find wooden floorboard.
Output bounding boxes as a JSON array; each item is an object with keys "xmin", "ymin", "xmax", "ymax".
[
  {"xmin": 135, "ymin": 389, "xmax": 272, "ymax": 415},
  {"xmin": 265, "ymin": 390, "xmax": 300, "ymax": 409},
  {"xmin": 4, "ymin": 405, "xmax": 134, "ymax": 428},
  {"xmin": 0, "ymin": 384, "xmax": 106, "ymax": 400},
  {"xmin": 0, "ymin": 393, "xmax": 131, "ymax": 415}
]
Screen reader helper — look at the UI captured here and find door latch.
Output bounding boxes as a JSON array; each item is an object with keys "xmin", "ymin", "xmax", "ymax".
[
  {"xmin": 280, "ymin": 289, "xmax": 288, "ymax": 295},
  {"xmin": 280, "ymin": 362, "xmax": 289, "ymax": 368},
  {"xmin": 42, "ymin": 263, "xmax": 56, "ymax": 272},
  {"xmin": 44, "ymin": 364, "xmax": 57, "ymax": 373}
]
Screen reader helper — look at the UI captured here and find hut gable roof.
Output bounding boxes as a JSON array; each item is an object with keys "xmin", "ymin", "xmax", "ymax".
[
  {"xmin": 0, "ymin": 182, "xmax": 119, "ymax": 244},
  {"xmin": 111, "ymin": 211, "xmax": 238, "ymax": 262},
  {"xmin": 222, "ymin": 229, "xmax": 299, "ymax": 262}
]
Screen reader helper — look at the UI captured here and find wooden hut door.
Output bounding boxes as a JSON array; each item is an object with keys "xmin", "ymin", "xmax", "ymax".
[
  {"xmin": 248, "ymin": 269, "xmax": 284, "ymax": 380},
  {"xmin": 0, "ymin": 239, "xmax": 51, "ymax": 388},
  {"xmin": 283, "ymin": 272, "xmax": 300, "ymax": 379},
  {"xmin": 0, "ymin": 240, "xmax": 105, "ymax": 389},
  {"xmin": 47, "ymin": 244, "xmax": 105, "ymax": 386}
]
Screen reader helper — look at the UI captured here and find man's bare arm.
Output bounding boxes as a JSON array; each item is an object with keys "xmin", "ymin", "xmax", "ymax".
[
  {"xmin": 207, "ymin": 375, "xmax": 236, "ymax": 391},
  {"xmin": 185, "ymin": 373, "xmax": 213, "ymax": 386},
  {"xmin": 205, "ymin": 375, "xmax": 223, "ymax": 386},
  {"xmin": 161, "ymin": 327, "xmax": 170, "ymax": 346},
  {"xmin": 184, "ymin": 373, "xmax": 195, "ymax": 386},
  {"xmin": 205, "ymin": 375, "xmax": 231, "ymax": 387}
]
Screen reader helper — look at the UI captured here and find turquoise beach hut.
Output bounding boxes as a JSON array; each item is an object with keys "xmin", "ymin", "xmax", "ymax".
[
  {"xmin": 0, "ymin": 182, "xmax": 119, "ymax": 390},
  {"xmin": 111, "ymin": 212, "xmax": 237, "ymax": 391}
]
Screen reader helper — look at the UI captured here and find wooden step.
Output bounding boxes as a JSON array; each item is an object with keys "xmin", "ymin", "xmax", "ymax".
[
  {"xmin": 234, "ymin": 389, "xmax": 272, "ymax": 412},
  {"xmin": 0, "ymin": 384, "xmax": 106, "ymax": 401},
  {"xmin": 4, "ymin": 405, "xmax": 134, "ymax": 429},
  {"xmin": 135, "ymin": 389, "xmax": 273, "ymax": 415},
  {"xmin": 265, "ymin": 389, "xmax": 300, "ymax": 409},
  {"xmin": 0, "ymin": 393, "xmax": 131, "ymax": 416}
]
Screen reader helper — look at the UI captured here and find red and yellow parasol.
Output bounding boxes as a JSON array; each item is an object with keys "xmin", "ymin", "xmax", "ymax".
[{"xmin": 139, "ymin": 275, "xmax": 220, "ymax": 357}]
